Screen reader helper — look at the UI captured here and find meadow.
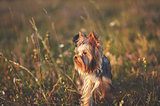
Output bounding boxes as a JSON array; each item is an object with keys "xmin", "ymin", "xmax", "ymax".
[{"xmin": 0, "ymin": 0, "xmax": 160, "ymax": 105}]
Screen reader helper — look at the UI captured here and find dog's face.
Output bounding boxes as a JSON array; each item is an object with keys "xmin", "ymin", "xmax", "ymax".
[
  {"xmin": 74, "ymin": 43, "xmax": 93, "ymax": 74},
  {"xmin": 73, "ymin": 32, "xmax": 103, "ymax": 74}
]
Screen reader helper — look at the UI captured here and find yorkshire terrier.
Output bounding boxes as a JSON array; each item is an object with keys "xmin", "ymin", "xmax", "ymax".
[{"xmin": 73, "ymin": 32, "xmax": 112, "ymax": 106}]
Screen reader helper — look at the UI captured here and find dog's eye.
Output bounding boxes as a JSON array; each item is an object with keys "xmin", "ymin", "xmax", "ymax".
[{"xmin": 83, "ymin": 51, "xmax": 87, "ymax": 55}]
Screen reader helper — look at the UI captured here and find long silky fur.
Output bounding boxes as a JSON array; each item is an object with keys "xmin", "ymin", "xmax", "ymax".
[
  {"xmin": 80, "ymin": 74, "xmax": 99, "ymax": 106},
  {"xmin": 73, "ymin": 32, "xmax": 112, "ymax": 106}
]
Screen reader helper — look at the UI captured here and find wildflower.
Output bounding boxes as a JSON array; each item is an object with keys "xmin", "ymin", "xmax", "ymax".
[
  {"xmin": 59, "ymin": 77, "xmax": 62, "ymax": 83},
  {"xmin": 109, "ymin": 19, "xmax": 120, "ymax": 27},
  {"xmin": 10, "ymin": 68, "xmax": 13, "ymax": 72},
  {"xmin": 119, "ymin": 100, "xmax": 124, "ymax": 106},
  {"xmin": 62, "ymin": 82, "xmax": 65, "ymax": 85},
  {"xmin": 13, "ymin": 98, "xmax": 15, "ymax": 102},
  {"xmin": 8, "ymin": 65, "xmax": 11, "ymax": 69},
  {"xmin": 59, "ymin": 54, "xmax": 62, "ymax": 58},
  {"xmin": 2, "ymin": 91, "xmax": 5, "ymax": 95},
  {"xmin": 143, "ymin": 57, "xmax": 146, "ymax": 61},
  {"xmin": 56, "ymin": 59, "xmax": 61, "ymax": 64},
  {"xmin": 61, "ymin": 98, "xmax": 63, "ymax": 101},
  {"xmin": 110, "ymin": 21, "xmax": 115, "ymax": 27},
  {"xmin": 121, "ymin": 100, "xmax": 124, "ymax": 104},
  {"xmin": 4, "ymin": 87, "xmax": 7, "ymax": 91},
  {"xmin": 16, "ymin": 94, "xmax": 19, "ymax": 98},
  {"xmin": 63, "ymin": 51, "xmax": 71, "ymax": 56},
  {"xmin": 59, "ymin": 44, "xmax": 64, "ymax": 48},
  {"xmin": 127, "ymin": 93, "xmax": 131, "ymax": 97},
  {"xmin": 143, "ymin": 57, "xmax": 147, "ymax": 64},
  {"xmin": 13, "ymin": 78, "xmax": 16, "ymax": 84},
  {"xmin": 65, "ymin": 89, "xmax": 67, "ymax": 92},
  {"xmin": 7, "ymin": 76, "xmax": 10, "ymax": 80},
  {"xmin": 35, "ymin": 78, "xmax": 38, "ymax": 82},
  {"xmin": 46, "ymin": 33, "xmax": 49, "ymax": 37},
  {"xmin": 5, "ymin": 58, "xmax": 8, "ymax": 62},
  {"xmin": 152, "ymin": 71, "xmax": 157, "ymax": 77},
  {"xmin": 33, "ymin": 49, "xmax": 37, "ymax": 54},
  {"xmin": 138, "ymin": 58, "xmax": 141, "ymax": 62},
  {"xmin": 10, "ymin": 95, "xmax": 12, "ymax": 98},
  {"xmin": 45, "ymin": 54, "xmax": 48, "ymax": 60}
]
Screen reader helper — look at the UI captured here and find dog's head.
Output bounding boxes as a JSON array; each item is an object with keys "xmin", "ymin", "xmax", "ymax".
[{"xmin": 73, "ymin": 32, "xmax": 103, "ymax": 74}]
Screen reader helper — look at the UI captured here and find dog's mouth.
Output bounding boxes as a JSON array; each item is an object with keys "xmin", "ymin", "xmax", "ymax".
[
  {"xmin": 73, "ymin": 55, "xmax": 90, "ymax": 74},
  {"xmin": 73, "ymin": 56, "xmax": 82, "ymax": 67}
]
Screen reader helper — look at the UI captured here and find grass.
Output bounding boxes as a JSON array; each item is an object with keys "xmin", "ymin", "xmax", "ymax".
[{"xmin": 0, "ymin": 0, "xmax": 160, "ymax": 105}]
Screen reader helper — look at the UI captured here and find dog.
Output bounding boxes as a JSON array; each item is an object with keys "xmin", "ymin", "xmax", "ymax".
[{"xmin": 73, "ymin": 32, "xmax": 112, "ymax": 106}]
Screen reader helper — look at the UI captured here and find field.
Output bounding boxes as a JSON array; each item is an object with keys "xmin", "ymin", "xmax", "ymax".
[{"xmin": 0, "ymin": 0, "xmax": 160, "ymax": 105}]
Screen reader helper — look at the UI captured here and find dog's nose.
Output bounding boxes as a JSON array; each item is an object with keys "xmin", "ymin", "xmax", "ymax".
[{"xmin": 74, "ymin": 56, "xmax": 77, "ymax": 60}]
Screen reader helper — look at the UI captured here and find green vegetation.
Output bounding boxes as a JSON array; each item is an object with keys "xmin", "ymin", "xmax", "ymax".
[{"xmin": 0, "ymin": 0, "xmax": 160, "ymax": 105}]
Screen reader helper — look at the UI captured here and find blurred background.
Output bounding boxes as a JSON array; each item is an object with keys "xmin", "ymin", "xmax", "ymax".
[{"xmin": 0, "ymin": 0, "xmax": 160, "ymax": 105}]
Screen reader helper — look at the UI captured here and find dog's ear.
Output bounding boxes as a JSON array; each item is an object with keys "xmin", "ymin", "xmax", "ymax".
[
  {"xmin": 87, "ymin": 32, "xmax": 100, "ymax": 47},
  {"xmin": 73, "ymin": 33, "xmax": 79, "ymax": 47},
  {"xmin": 73, "ymin": 32, "xmax": 86, "ymax": 47},
  {"xmin": 78, "ymin": 32, "xmax": 83, "ymax": 38}
]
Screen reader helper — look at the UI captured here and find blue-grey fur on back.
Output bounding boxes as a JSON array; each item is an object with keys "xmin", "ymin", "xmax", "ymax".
[{"xmin": 102, "ymin": 56, "xmax": 112, "ymax": 79}]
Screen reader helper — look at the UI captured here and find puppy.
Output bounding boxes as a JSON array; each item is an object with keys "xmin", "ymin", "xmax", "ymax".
[{"xmin": 73, "ymin": 32, "xmax": 112, "ymax": 106}]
